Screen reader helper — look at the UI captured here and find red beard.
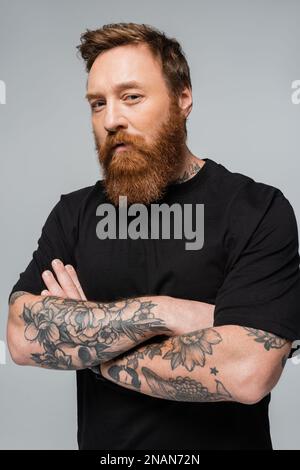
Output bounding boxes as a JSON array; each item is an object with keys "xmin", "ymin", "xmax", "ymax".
[{"xmin": 94, "ymin": 97, "xmax": 187, "ymax": 206}]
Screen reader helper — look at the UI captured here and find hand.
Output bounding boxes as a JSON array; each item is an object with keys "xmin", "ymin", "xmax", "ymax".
[
  {"xmin": 41, "ymin": 259, "xmax": 87, "ymax": 300},
  {"xmin": 100, "ymin": 299, "xmax": 215, "ymax": 378},
  {"xmin": 167, "ymin": 298, "xmax": 215, "ymax": 336}
]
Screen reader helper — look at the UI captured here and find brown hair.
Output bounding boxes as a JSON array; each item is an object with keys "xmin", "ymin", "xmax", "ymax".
[{"xmin": 76, "ymin": 22, "xmax": 192, "ymax": 102}]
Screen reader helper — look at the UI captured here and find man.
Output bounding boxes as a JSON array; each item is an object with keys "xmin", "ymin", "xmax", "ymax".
[{"xmin": 7, "ymin": 22, "xmax": 300, "ymax": 450}]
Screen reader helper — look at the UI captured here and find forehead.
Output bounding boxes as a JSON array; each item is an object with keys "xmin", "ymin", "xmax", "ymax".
[{"xmin": 87, "ymin": 43, "xmax": 167, "ymax": 94}]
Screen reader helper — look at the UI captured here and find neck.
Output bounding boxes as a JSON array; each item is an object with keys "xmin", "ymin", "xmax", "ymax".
[{"xmin": 173, "ymin": 148, "xmax": 205, "ymax": 184}]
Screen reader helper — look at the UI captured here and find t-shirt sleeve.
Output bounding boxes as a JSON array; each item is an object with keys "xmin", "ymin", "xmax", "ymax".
[
  {"xmin": 213, "ymin": 183, "xmax": 300, "ymax": 342},
  {"xmin": 8, "ymin": 194, "xmax": 77, "ymax": 304}
]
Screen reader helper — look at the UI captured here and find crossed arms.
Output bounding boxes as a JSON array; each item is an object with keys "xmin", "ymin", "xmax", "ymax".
[{"xmin": 7, "ymin": 259, "xmax": 291, "ymax": 405}]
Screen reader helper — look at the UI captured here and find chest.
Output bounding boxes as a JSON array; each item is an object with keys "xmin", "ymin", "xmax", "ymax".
[{"xmin": 74, "ymin": 212, "xmax": 227, "ymax": 304}]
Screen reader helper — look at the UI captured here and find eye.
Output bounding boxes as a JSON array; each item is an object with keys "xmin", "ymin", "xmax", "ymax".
[
  {"xmin": 91, "ymin": 95, "xmax": 141, "ymax": 112},
  {"xmin": 91, "ymin": 100, "xmax": 104, "ymax": 110},
  {"xmin": 124, "ymin": 94, "xmax": 141, "ymax": 102}
]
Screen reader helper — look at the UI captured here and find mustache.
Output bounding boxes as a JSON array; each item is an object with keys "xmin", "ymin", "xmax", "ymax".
[
  {"xmin": 107, "ymin": 133, "xmax": 136, "ymax": 149},
  {"xmin": 99, "ymin": 133, "xmax": 145, "ymax": 164}
]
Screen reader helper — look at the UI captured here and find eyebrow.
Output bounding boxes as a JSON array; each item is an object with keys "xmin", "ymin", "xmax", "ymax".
[{"xmin": 85, "ymin": 80, "xmax": 144, "ymax": 101}]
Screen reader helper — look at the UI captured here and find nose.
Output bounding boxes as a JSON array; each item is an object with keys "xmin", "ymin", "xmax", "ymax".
[{"xmin": 103, "ymin": 100, "xmax": 128, "ymax": 133}]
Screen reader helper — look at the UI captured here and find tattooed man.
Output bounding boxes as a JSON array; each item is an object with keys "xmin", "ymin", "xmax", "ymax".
[{"xmin": 7, "ymin": 23, "xmax": 300, "ymax": 450}]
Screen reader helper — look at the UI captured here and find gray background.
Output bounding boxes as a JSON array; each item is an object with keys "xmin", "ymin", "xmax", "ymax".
[{"xmin": 0, "ymin": 0, "xmax": 299, "ymax": 449}]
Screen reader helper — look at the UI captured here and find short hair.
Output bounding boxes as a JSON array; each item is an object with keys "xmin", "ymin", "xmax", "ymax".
[{"xmin": 77, "ymin": 22, "xmax": 192, "ymax": 104}]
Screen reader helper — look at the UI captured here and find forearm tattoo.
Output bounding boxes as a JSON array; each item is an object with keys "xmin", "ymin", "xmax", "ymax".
[
  {"xmin": 9, "ymin": 291, "xmax": 28, "ymax": 305},
  {"xmin": 104, "ymin": 325, "xmax": 290, "ymax": 402},
  {"xmin": 242, "ymin": 327, "xmax": 288, "ymax": 351},
  {"xmin": 104, "ymin": 328, "xmax": 233, "ymax": 403},
  {"xmin": 142, "ymin": 368, "xmax": 232, "ymax": 402},
  {"xmin": 112, "ymin": 328, "xmax": 222, "ymax": 372},
  {"xmin": 17, "ymin": 294, "xmax": 172, "ymax": 370}
]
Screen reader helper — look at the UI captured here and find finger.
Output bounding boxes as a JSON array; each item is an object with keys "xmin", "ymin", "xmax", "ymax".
[
  {"xmin": 51, "ymin": 259, "xmax": 82, "ymax": 300},
  {"xmin": 42, "ymin": 270, "xmax": 66, "ymax": 297},
  {"xmin": 65, "ymin": 264, "xmax": 87, "ymax": 300},
  {"xmin": 41, "ymin": 289, "xmax": 51, "ymax": 296}
]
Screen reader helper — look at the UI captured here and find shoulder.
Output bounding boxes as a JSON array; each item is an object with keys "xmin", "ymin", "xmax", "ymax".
[
  {"xmin": 42, "ymin": 181, "xmax": 105, "ymax": 234},
  {"xmin": 209, "ymin": 159, "xmax": 295, "ymax": 219},
  {"xmin": 55, "ymin": 180, "xmax": 104, "ymax": 215},
  {"xmin": 60, "ymin": 180, "xmax": 102, "ymax": 204},
  {"xmin": 209, "ymin": 160, "xmax": 299, "ymax": 258}
]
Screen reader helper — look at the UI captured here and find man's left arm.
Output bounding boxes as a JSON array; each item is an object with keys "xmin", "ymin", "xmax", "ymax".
[{"xmin": 100, "ymin": 324, "xmax": 291, "ymax": 404}]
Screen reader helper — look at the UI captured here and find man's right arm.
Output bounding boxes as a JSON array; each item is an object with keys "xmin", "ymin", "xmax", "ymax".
[{"xmin": 7, "ymin": 292, "xmax": 214, "ymax": 371}]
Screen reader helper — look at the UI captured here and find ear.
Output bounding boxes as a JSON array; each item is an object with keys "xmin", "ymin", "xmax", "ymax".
[{"xmin": 178, "ymin": 87, "xmax": 193, "ymax": 118}]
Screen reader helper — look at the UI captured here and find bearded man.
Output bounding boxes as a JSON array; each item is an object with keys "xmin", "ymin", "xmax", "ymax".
[{"xmin": 7, "ymin": 22, "xmax": 300, "ymax": 450}]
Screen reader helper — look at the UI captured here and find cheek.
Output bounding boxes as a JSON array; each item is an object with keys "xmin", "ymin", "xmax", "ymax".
[
  {"xmin": 131, "ymin": 110, "xmax": 167, "ymax": 143},
  {"xmin": 92, "ymin": 121, "xmax": 105, "ymax": 143},
  {"xmin": 132, "ymin": 99, "xmax": 168, "ymax": 130},
  {"xmin": 92, "ymin": 115, "xmax": 102, "ymax": 130}
]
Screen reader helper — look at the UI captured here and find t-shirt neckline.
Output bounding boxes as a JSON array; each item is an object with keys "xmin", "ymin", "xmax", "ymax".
[
  {"xmin": 97, "ymin": 157, "xmax": 215, "ymax": 199},
  {"xmin": 167, "ymin": 157, "xmax": 213, "ymax": 191}
]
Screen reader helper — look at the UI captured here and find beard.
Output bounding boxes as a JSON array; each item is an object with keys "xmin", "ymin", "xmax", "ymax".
[{"xmin": 94, "ymin": 95, "xmax": 187, "ymax": 206}]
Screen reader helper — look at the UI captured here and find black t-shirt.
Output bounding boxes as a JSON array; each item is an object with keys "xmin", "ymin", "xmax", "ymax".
[{"xmin": 8, "ymin": 157, "xmax": 300, "ymax": 450}]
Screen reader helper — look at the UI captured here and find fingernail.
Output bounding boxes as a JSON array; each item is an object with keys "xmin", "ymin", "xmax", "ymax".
[
  {"xmin": 43, "ymin": 270, "xmax": 51, "ymax": 277},
  {"xmin": 52, "ymin": 259, "xmax": 61, "ymax": 266}
]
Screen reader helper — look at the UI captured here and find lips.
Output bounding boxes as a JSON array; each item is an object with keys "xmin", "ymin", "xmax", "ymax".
[{"xmin": 112, "ymin": 143, "xmax": 129, "ymax": 153}]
